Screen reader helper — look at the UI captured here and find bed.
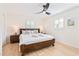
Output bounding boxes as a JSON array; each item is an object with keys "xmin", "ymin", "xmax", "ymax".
[{"xmin": 19, "ymin": 28, "xmax": 55, "ymax": 56}]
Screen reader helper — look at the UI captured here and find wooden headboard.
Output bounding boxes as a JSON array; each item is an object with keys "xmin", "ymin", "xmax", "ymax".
[{"xmin": 19, "ymin": 28, "xmax": 40, "ymax": 34}]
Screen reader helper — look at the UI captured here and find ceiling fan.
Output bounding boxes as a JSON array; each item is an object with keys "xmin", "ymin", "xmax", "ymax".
[{"xmin": 36, "ymin": 3, "xmax": 51, "ymax": 15}]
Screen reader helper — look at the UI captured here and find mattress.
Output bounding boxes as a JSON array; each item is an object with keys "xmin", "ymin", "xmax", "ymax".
[{"xmin": 19, "ymin": 33, "xmax": 54, "ymax": 45}]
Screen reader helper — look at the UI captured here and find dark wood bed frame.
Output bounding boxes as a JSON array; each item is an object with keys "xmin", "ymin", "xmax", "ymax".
[{"xmin": 19, "ymin": 28, "xmax": 55, "ymax": 56}]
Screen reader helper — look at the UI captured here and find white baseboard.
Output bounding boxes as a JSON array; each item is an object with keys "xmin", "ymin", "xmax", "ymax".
[{"xmin": 56, "ymin": 40, "xmax": 79, "ymax": 49}]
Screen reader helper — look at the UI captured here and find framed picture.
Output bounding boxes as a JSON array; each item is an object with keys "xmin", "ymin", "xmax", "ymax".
[{"xmin": 67, "ymin": 19, "xmax": 75, "ymax": 26}]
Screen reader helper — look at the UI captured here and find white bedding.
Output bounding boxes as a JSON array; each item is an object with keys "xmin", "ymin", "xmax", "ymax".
[{"xmin": 19, "ymin": 33, "xmax": 54, "ymax": 45}]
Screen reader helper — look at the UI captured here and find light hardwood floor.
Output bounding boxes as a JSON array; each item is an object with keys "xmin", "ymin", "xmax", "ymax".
[{"xmin": 2, "ymin": 41, "xmax": 79, "ymax": 56}]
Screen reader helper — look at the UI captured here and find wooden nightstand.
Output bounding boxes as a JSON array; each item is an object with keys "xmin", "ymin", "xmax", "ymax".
[{"xmin": 10, "ymin": 35, "xmax": 19, "ymax": 43}]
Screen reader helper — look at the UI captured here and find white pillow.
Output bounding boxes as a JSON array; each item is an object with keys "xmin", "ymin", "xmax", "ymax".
[
  {"xmin": 31, "ymin": 30, "xmax": 38, "ymax": 34},
  {"xmin": 22, "ymin": 30, "xmax": 30, "ymax": 34},
  {"xmin": 22, "ymin": 30, "xmax": 38, "ymax": 34}
]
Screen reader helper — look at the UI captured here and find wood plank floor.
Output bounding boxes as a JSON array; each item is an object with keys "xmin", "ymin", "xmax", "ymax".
[{"xmin": 2, "ymin": 41, "xmax": 79, "ymax": 56}]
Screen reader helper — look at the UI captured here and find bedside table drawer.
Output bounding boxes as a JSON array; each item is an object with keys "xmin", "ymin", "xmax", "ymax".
[{"xmin": 10, "ymin": 35, "xmax": 19, "ymax": 43}]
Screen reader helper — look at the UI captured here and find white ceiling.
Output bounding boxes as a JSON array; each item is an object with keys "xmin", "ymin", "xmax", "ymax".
[{"xmin": 1, "ymin": 3, "xmax": 79, "ymax": 16}]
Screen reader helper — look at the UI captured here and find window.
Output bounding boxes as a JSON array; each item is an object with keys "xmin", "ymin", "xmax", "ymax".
[
  {"xmin": 26, "ymin": 20, "xmax": 35, "ymax": 28},
  {"xmin": 54, "ymin": 18, "xmax": 64, "ymax": 29}
]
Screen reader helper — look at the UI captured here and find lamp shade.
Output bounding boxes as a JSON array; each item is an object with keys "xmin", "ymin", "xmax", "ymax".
[{"xmin": 12, "ymin": 25, "xmax": 20, "ymax": 34}]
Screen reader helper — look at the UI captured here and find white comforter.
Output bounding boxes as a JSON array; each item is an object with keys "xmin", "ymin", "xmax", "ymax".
[{"xmin": 19, "ymin": 33, "xmax": 54, "ymax": 45}]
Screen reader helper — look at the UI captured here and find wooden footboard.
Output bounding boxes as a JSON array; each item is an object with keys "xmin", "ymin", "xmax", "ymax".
[{"xmin": 20, "ymin": 39, "xmax": 55, "ymax": 56}]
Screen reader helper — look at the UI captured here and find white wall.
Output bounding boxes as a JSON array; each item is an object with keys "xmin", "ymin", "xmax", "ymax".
[
  {"xmin": 0, "ymin": 13, "xmax": 3, "ymax": 56},
  {"xmin": 0, "ymin": 4, "xmax": 5, "ymax": 55},
  {"xmin": 43, "ymin": 6, "xmax": 79, "ymax": 48}
]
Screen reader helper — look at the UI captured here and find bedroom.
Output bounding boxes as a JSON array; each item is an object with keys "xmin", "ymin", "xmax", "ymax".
[{"xmin": 1, "ymin": 3, "xmax": 79, "ymax": 56}]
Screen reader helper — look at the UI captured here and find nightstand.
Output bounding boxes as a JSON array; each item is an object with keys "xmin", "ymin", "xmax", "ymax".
[{"xmin": 10, "ymin": 35, "xmax": 19, "ymax": 43}]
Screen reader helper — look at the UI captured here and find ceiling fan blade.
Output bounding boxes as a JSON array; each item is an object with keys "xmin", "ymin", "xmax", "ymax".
[
  {"xmin": 45, "ymin": 12, "xmax": 51, "ymax": 15},
  {"xmin": 45, "ymin": 3, "xmax": 50, "ymax": 10}
]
